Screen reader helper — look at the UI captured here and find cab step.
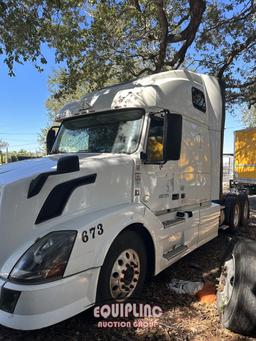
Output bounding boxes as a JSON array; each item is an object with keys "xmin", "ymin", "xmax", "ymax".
[
  {"xmin": 163, "ymin": 245, "xmax": 188, "ymax": 261},
  {"xmin": 162, "ymin": 217, "xmax": 185, "ymax": 228}
]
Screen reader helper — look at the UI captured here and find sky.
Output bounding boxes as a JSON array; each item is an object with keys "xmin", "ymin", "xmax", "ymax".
[
  {"xmin": 0, "ymin": 45, "xmax": 245, "ymax": 154},
  {"xmin": 0, "ymin": 46, "xmax": 57, "ymax": 153},
  {"xmin": 224, "ymin": 112, "xmax": 245, "ymax": 154}
]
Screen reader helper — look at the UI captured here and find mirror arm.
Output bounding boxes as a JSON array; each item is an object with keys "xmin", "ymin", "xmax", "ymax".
[{"xmin": 140, "ymin": 151, "xmax": 148, "ymax": 162}]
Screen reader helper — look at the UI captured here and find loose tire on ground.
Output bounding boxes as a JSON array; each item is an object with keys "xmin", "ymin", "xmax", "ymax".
[
  {"xmin": 238, "ymin": 193, "xmax": 250, "ymax": 226},
  {"xmin": 96, "ymin": 229, "xmax": 147, "ymax": 304},
  {"xmin": 217, "ymin": 238, "xmax": 256, "ymax": 337},
  {"xmin": 224, "ymin": 196, "xmax": 240, "ymax": 230}
]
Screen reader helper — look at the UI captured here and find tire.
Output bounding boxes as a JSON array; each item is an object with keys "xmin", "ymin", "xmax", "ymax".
[
  {"xmin": 224, "ymin": 196, "xmax": 240, "ymax": 230},
  {"xmin": 96, "ymin": 230, "xmax": 147, "ymax": 304},
  {"xmin": 238, "ymin": 193, "xmax": 250, "ymax": 226},
  {"xmin": 217, "ymin": 238, "xmax": 256, "ymax": 337}
]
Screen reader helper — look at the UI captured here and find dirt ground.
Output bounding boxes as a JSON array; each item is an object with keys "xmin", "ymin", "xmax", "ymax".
[{"xmin": 1, "ymin": 197, "xmax": 256, "ymax": 341}]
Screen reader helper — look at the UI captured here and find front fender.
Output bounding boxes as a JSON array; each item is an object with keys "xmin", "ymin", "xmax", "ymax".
[{"xmin": 64, "ymin": 203, "xmax": 161, "ymax": 277}]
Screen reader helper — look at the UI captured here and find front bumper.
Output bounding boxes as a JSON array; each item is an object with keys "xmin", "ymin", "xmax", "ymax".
[{"xmin": 0, "ymin": 267, "xmax": 100, "ymax": 330}]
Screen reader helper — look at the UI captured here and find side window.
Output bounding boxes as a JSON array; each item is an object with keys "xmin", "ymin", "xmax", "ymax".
[
  {"xmin": 146, "ymin": 116, "xmax": 164, "ymax": 162},
  {"xmin": 192, "ymin": 87, "xmax": 206, "ymax": 113}
]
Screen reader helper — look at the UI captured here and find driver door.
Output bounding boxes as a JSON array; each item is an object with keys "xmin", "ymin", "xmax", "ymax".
[{"xmin": 140, "ymin": 113, "xmax": 181, "ymax": 213}]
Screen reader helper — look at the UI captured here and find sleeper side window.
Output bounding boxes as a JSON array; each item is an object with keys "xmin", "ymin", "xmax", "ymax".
[
  {"xmin": 192, "ymin": 87, "xmax": 206, "ymax": 113},
  {"xmin": 146, "ymin": 116, "xmax": 164, "ymax": 162}
]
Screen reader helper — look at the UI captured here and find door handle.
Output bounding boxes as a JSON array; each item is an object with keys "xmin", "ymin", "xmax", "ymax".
[
  {"xmin": 185, "ymin": 211, "xmax": 193, "ymax": 218},
  {"xmin": 176, "ymin": 211, "xmax": 193, "ymax": 218}
]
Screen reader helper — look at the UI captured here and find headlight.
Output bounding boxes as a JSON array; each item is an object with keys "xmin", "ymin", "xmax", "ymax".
[{"xmin": 9, "ymin": 231, "xmax": 77, "ymax": 283}]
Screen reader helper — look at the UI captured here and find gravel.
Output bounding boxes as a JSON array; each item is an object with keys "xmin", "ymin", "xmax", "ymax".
[{"xmin": 0, "ymin": 197, "xmax": 256, "ymax": 340}]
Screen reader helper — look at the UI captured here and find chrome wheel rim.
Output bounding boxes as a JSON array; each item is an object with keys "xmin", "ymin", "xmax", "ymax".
[
  {"xmin": 234, "ymin": 204, "xmax": 240, "ymax": 227},
  {"xmin": 109, "ymin": 249, "xmax": 140, "ymax": 300},
  {"xmin": 219, "ymin": 256, "xmax": 235, "ymax": 309}
]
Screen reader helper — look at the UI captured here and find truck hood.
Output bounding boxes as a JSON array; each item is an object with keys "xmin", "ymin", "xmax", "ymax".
[
  {"xmin": 0, "ymin": 153, "xmax": 134, "ymax": 276},
  {"xmin": 0, "ymin": 154, "xmax": 89, "ymax": 185}
]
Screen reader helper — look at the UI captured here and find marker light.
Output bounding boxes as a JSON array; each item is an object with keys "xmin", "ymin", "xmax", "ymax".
[{"xmin": 56, "ymin": 109, "xmax": 72, "ymax": 121}]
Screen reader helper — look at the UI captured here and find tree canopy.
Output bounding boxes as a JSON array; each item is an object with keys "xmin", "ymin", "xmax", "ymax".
[
  {"xmin": 242, "ymin": 106, "xmax": 256, "ymax": 127},
  {"xmin": 1, "ymin": 0, "xmax": 255, "ymax": 109}
]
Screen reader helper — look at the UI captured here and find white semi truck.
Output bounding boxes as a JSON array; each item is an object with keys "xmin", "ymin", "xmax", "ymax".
[{"xmin": 0, "ymin": 70, "xmax": 254, "ymax": 335}]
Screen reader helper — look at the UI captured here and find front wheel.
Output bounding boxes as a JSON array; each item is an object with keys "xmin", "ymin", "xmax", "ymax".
[{"xmin": 96, "ymin": 230, "xmax": 147, "ymax": 303}]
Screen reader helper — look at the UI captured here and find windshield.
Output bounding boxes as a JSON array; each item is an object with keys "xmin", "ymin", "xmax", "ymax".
[{"xmin": 52, "ymin": 109, "xmax": 144, "ymax": 154}]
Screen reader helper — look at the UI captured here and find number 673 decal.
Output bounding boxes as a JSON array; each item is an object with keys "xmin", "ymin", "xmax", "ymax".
[{"xmin": 81, "ymin": 223, "xmax": 104, "ymax": 243}]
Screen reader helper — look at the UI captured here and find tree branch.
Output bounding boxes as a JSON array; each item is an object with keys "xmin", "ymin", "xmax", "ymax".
[
  {"xmin": 175, "ymin": 14, "xmax": 190, "ymax": 28},
  {"xmin": 217, "ymin": 34, "xmax": 256, "ymax": 78},
  {"xmin": 135, "ymin": 67, "xmax": 154, "ymax": 78},
  {"xmin": 166, "ymin": 0, "xmax": 206, "ymax": 68},
  {"xmin": 154, "ymin": 0, "xmax": 169, "ymax": 72},
  {"xmin": 202, "ymin": 1, "xmax": 254, "ymax": 35},
  {"xmin": 131, "ymin": 0, "xmax": 142, "ymax": 12},
  {"xmin": 167, "ymin": 0, "xmax": 206, "ymax": 43},
  {"xmin": 226, "ymin": 79, "xmax": 255, "ymax": 89}
]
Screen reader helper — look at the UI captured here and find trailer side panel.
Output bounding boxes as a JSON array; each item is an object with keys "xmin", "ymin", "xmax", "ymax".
[{"xmin": 234, "ymin": 128, "xmax": 256, "ymax": 182}]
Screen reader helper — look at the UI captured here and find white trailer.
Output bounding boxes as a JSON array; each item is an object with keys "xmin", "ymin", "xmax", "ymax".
[{"xmin": 0, "ymin": 70, "xmax": 252, "ymax": 334}]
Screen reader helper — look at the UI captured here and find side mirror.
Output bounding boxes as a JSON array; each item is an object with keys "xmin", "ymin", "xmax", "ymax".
[
  {"xmin": 163, "ymin": 113, "xmax": 182, "ymax": 161},
  {"xmin": 46, "ymin": 126, "xmax": 59, "ymax": 154}
]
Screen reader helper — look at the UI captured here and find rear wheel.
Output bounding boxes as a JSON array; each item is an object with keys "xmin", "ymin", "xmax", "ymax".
[
  {"xmin": 96, "ymin": 230, "xmax": 147, "ymax": 303},
  {"xmin": 217, "ymin": 239, "xmax": 256, "ymax": 336},
  {"xmin": 238, "ymin": 193, "xmax": 250, "ymax": 226},
  {"xmin": 224, "ymin": 196, "xmax": 240, "ymax": 230}
]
